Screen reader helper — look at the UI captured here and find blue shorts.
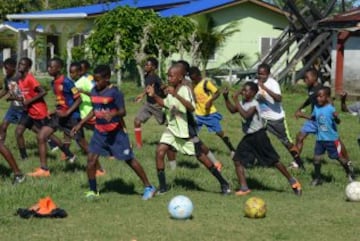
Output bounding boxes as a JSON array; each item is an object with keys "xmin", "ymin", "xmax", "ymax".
[
  {"xmin": 300, "ymin": 120, "xmax": 317, "ymax": 134},
  {"xmin": 196, "ymin": 112, "xmax": 223, "ymax": 133},
  {"xmin": 89, "ymin": 129, "xmax": 134, "ymax": 161},
  {"xmin": 314, "ymin": 140, "xmax": 341, "ymax": 159},
  {"xmin": 3, "ymin": 107, "xmax": 25, "ymax": 124}
]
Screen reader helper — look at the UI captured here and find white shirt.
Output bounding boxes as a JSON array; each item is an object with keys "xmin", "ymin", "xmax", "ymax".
[{"xmin": 254, "ymin": 77, "xmax": 285, "ymax": 121}]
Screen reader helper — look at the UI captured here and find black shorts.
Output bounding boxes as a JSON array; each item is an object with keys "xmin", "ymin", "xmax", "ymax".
[
  {"xmin": 233, "ymin": 129, "xmax": 279, "ymax": 166},
  {"xmin": 46, "ymin": 114, "xmax": 84, "ymax": 139},
  {"xmin": 19, "ymin": 115, "xmax": 50, "ymax": 130}
]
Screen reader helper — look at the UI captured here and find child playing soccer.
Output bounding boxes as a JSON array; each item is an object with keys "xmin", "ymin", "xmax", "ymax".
[
  {"xmin": 298, "ymin": 87, "xmax": 355, "ymax": 185},
  {"xmin": 146, "ymin": 65, "xmax": 231, "ymax": 195},
  {"xmin": 134, "ymin": 57, "xmax": 165, "ymax": 148},
  {"xmin": 223, "ymin": 81, "xmax": 302, "ymax": 196},
  {"xmin": 188, "ymin": 66, "xmax": 235, "ymax": 157},
  {"xmin": 71, "ymin": 64, "xmax": 156, "ymax": 199},
  {"xmin": 30, "ymin": 58, "xmax": 82, "ymax": 177},
  {"xmin": 255, "ymin": 63, "xmax": 304, "ymax": 169}
]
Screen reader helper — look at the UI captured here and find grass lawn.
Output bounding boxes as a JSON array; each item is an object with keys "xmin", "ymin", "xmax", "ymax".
[{"xmin": 0, "ymin": 81, "xmax": 359, "ymax": 241}]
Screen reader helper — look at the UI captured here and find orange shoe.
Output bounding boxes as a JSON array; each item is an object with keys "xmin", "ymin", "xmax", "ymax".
[
  {"xmin": 235, "ymin": 189, "xmax": 251, "ymax": 196},
  {"xmin": 27, "ymin": 168, "xmax": 50, "ymax": 177},
  {"xmin": 291, "ymin": 180, "xmax": 302, "ymax": 196},
  {"xmin": 214, "ymin": 162, "xmax": 223, "ymax": 172},
  {"xmin": 96, "ymin": 169, "xmax": 106, "ymax": 177}
]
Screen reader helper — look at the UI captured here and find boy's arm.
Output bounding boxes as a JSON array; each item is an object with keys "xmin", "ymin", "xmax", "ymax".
[
  {"xmin": 340, "ymin": 92, "xmax": 349, "ymax": 112},
  {"xmin": 258, "ymin": 80, "xmax": 282, "ymax": 102},
  {"xmin": 146, "ymin": 85, "xmax": 164, "ymax": 107},
  {"xmin": 295, "ymin": 97, "xmax": 311, "ymax": 118},
  {"xmin": 57, "ymin": 97, "xmax": 82, "ymax": 117},
  {"xmin": 23, "ymin": 86, "xmax": 47, "ymax": 106},
  {"xmin": 71, "ymin": 110, "xmax": 95, "ymax": 136},
  {"xmin": 0, "ymin": 89, "xmax": 8, "ymax": 99},
  {"xmin": 232, "ymin": 93, "xmax": 257, "ymax": 119},
  {"xmin": 170, "ymin": 86, "xmax": 195, "ymax": 113},
  {"xmin": 223, "ymin": 88, "xmax": 237, "ymax": 113},
  {"xmin": 334, "ymin": 112, "xmax": 341, "ymax": 124}
]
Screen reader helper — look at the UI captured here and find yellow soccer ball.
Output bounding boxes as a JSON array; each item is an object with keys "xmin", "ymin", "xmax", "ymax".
[{"xmin": 244, "ymin": 197, "xmax": 267, "ymax": 218}]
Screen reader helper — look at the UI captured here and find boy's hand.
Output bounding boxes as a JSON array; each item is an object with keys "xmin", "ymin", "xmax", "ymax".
[
  {"xmin": 232, "ymin": 90, "xmax": 241, "ymax": 101},
  {"xmin": 167, "ymin": 86, "xmax": 176, "ymax": 96},
  {"xmin": 295, "ymin": 110, "xmax": 302, "ymax": 119},
  {"xmin": 340, "ymin": 91, "xmax": 347, "ymax": 101},
  {"xmin": 134, "ymin": 94, "xmax": 143, "ymax": 103},
  {"xmin": 71, "ymin": 124, "xmax": 81, "ymax": 137},
  {"xmin": 222, "ymin": 88, "xmax": 229, "ymax": 99},
  {"xmin": 146, "ymin": 84, "xmax": 155, "ymax": 97}
]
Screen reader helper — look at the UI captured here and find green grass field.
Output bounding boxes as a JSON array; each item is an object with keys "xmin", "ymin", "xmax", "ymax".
[{"xmin": 0, "ymin": 81, "xmax": 359, "ymax": 241}]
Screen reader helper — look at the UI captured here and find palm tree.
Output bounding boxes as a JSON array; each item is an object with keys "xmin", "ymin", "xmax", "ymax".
[{"xmin": 195, "ymin": 15, "xmax": 239, "ymax": 74}]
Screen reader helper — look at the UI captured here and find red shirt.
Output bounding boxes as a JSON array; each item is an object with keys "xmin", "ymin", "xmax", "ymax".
[{"xmin": 18, "ymin": 73, "xmax": 48, "ymax": 119}]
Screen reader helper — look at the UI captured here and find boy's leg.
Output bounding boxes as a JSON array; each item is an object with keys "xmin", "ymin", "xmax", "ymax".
[
  {"xmin": 216, "ymin": 131, "xmax": 236, "ymax": 154},
  {"xmin": 15, "ymin": 124, "xmax": 28, "ymax": 160},
  {"xmin": 200, "ymin": 143, "xmax": 222, "ymax": 172},
  {"xmin": 193, "ymin": 139, "xmax": 230, "ymax": 194},
  {"xmin": 274, "ymin": 161, "xmax": 302, "ymax": 195},
  {"xmin": 156, "ymin": 143, "xmax": 170, "ymax": 193},
  {"xmin": 0, "ymin": 121, "xmax": 10, "ymax": 143},
  {"xmin": 312, "ymin": 155, "xmax": 323, "ymax": 186},
  {"xmin": 166, "ymin": 149, "xmax": 177, "ymax": 170},
  {"xmin": 86, "ymin": 153, "xmax": 100, "ymax": 198},
  {"xmin": 0, "ymin": 142, "xmax": 25, "ymax": 183},
  {"xmin": 295, "ymin": 131, "xmax": 308, "ymax": 155},
  {"xmin": 233, "ymin": 160, "xmax": 251, "ymax": 195}
]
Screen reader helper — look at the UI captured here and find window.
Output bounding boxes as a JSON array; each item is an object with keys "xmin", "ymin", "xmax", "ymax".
[
  {"xmin": 73, "ymin": 34, "xmax": 85, "ymax": 47},
  {"xmin": 260, "ymin": 37, "xmax": 278, "ymax": 58}
]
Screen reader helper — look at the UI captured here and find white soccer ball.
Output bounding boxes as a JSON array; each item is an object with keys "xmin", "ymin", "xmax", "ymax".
[
  {"xmin": 168, "ymin": 195, "xmax": 193, "ymax": 219},
  {"xmin": 345, "ymin": 181, "xmax": 360, "ymax": 201}
]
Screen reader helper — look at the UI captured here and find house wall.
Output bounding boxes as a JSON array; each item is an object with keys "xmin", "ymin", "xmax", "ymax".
[
  {"xmin": 331, "ymin": 34, "xmax": 360, "ymax": 94},
  {"xmin": 201, "ymin": 2, "xmax": 288, "ymax": 69}
]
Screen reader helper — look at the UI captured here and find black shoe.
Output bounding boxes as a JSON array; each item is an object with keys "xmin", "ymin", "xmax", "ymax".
[
  {"xmin": 13, "ymin": 174, "xmax": 25, "ymax": 185},
  {"xmin": 156, "ymin": 187, "xmax": 168, "ymax": 195},
  {"xmin": 221, "ymin": 184, "xmax": 231, "ymax": 195},
  {"xmin": 311, "ymin": 178, "xmax": 323, "ymax": 186},
  {"xmin": 346, "ymin": 162, "xmax": 355, "ymax": 182}
]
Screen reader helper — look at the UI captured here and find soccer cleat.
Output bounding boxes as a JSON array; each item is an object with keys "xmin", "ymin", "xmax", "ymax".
[
  {"xmin": 85, "ymin": 190, "xmax": 100, "ymax": 199},
  {"xmin": 291, "ymin": 180, "xmax": 302, "ymax": 196},
  {"xmin": 142, "ymin": 186, "xmax": 156, "ymax": 200},
  {"xmin": 311, "ymin": 178, "xmax": 323, "ymax": 186},
  {"xmin": 13, "ymin": 174, "xmax": 25, "ymax": 184},
  {"xmin": 346, "ymin": 161, "xmax": 355, "ymax": 182},
  {"xmin": 27, "ymin": 168, "xmax": 50, "ymax": 177},
  {"xmin": 235, "ymin": 189, "xmax": 252, "ymax": 196},
  {"xmin": 95, "ymin": 169, "xmax": 106, "ymax": 177},
  {"xmin": 50, "ymin": 146, "xmax": 59, "ymax": 153},
  {"xmin": 214, "ymin": 162, "xmax": 223, "ymax": 172},
  {"xmin": 156, "ymin": 187, "xmax": 168, "ymax": 195},
  {"xmin": 221, "ymin": 184, "xmax": 231, "ymax": 195}
]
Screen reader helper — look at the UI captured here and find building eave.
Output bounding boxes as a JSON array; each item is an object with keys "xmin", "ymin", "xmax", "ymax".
[{"xmin": 6, "ymin": 13, "xmax": 88, "ymax": 20}]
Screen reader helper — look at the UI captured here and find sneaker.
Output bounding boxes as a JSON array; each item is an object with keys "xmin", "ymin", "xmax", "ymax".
[
  {"xmin": 50, "ymin": 146, "xmax": 59, "ymax": 153},
  {"xmin": 235, "ymin": 189, "xmax": 251, "ymax": 196},
  {"xmin": 288, "ymin": 161, "xmax": 299, "ymax": 169},
  {"xmin": 96, "ymin": 169, "xmax": 106, "ymax": 177},
  {"xmin": 221, "ymin": 184, "xmax": 231, "ymax": 195},
  {"xmin": 85, "ymin": 190, "xmax": 99, "ymax": 199},
  {"xmin": 291, "ymin": 180, "xmax": 302, "ymax": 196},
  {"xmin": 13, "ymin": 174, "xmax": 25, "ymax": 184},
  {"xmin": 214, "ymin": 162, "xmax": 223, "ymax": 172},
  {"xmin": 311, "ymin": 178, "xmax": 323, "ymax": 186},
  {"xmin": 27, "ymin": 168, "xmax": 50, "ymax": 177},
  {"xmin": 66, "ymin": 155, "xmax": 77, "ymax": 164},
  {"xmin": 142, "ymin": 186, "xmax": 156, "ymax": 200}
]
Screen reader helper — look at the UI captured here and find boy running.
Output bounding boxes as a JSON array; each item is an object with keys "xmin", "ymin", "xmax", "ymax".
[
  {"xmin": 223, "ymin": 81, "xmax": 302, "ymax": 196},
  {"xmin": 72, "ymin": 65, "xmax": 156, "ymax": 199},
  {"xmin": 146, "ymin": 65, "xmax": 231, "ymax": 195},
  {"xmin": 255, "ymin": 63, "xmax": 304, "ymax": 169},
  {"xmin": 298, "ymin": 87, "xmax": 355, "ymax": 185},
  {"xmin": 188, "ymin": 66, "xmax": 235, "ymax": 156},
  {"xmin": 134, "ymin": 57, "xmax": 165, "ymax": 148},
  {"xmin": 29, "ymin": 58, "xmax": 81, "ymax": 177}
]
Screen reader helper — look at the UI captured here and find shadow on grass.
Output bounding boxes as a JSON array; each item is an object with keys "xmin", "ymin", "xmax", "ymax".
[
  {"xmin": 100, "ymin": 178, "xmax": 137, "ymax": 195},
  {"xmin": 0, "ymin": 164, "xmax": 12, "ymax": 177},
  {"xmin": 62, "ymin": 163, "xmax": 86, "ymax": 173},
  {"xmin": 246, "ymin": 177, "xmax": 285, "ymax": 193},
  {"xmin": 173, "ymin": 178, "xmax": 206, "ymax": 192},
  {"xmin": 177, "ymin": 160, "xmax": 200, "ymax": 169}
]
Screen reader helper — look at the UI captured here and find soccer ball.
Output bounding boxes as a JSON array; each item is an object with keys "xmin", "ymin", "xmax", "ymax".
[
  {"xmin": 244, "ymin": 197, "xmax": 267, "ymax": 218},
  {"xmin": 168, "ymin": 195, "xmax": 193, "ymax": 220},
  {"xmin": 345, "ymin": 181, "xmax": 360, "ymax": 202}
]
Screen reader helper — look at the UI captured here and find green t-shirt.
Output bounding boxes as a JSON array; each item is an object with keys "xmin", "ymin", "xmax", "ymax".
[
  {"xmin": 163, "ymin": 85, "xmax": 195, "ymax": 138},
  {"xmin": 75, "ymin": 74, "xmax": 94, "ymax": 119}
]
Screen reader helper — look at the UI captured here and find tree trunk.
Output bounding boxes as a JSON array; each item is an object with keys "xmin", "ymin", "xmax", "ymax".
[
  {"xmin": 158, "ymin": 48, "xmax": 163, "ymax": 78},
  {"xmin": 136, "ymin": 64, "xmax": 145, "ymax": 87},
  {"xmin": 115, "ymin": 34, "xmax": 122, "ymax": 86}
]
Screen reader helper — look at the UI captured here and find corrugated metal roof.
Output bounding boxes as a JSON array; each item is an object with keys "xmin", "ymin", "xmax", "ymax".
[
  {"xmin": 160, "ymin": 0, "xmax": 235, "ymax": 17},
  {"xmin": 10, "ymin": 0, "xmax": 190, "ymax": 17},
  {"xmin": 4, "ymin": 21, "xmax": 29, "ymax": 30}
]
